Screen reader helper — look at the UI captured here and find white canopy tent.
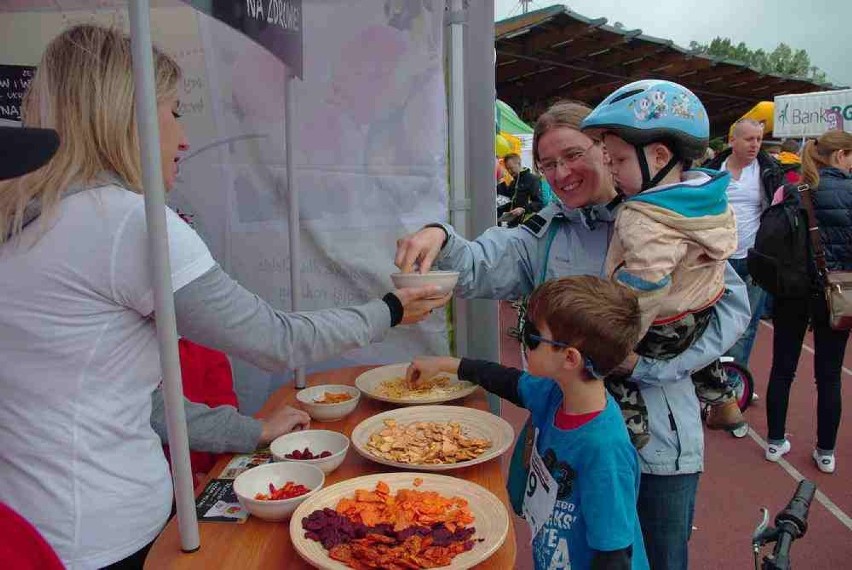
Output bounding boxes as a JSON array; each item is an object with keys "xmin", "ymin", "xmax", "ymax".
[
  {"xmin": 773, "ymin": 88, "xmax": 852, "ymax": 138},
  {"xmin": 0, "ymin": 0, "xmax": 498, "ymax": 557}
]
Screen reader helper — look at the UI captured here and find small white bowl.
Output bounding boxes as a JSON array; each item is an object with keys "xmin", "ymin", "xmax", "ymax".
[
  {"xmin": 232, "ymin": 462, "xmax": 324, "ymax": 522},
  {"xmin": 270, "ymin": 430, "xmax": 350, "ymax": 474},
  {"xmin": 390, "ymin": 270, "xmax": 459, "ymax": 297},
  {"xmin": 296, "ymin": 384, "xmax": 361, "ymax": 422}
]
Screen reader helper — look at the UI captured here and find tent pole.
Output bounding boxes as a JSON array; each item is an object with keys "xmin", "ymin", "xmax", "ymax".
[
  {"xmin": 284, "ymin": 70, "xmax": 306, "ymax": 389},
  {"xmin": 448, "ymin": 0, "xmax": 469, "ymax": 356},
  {"xmin": 464, "ymin": 0, "xmax": 501, "ymax": 412},
  {"xmin": 128, "ymin": 0, "xmax": 200, "ymax": 553}
]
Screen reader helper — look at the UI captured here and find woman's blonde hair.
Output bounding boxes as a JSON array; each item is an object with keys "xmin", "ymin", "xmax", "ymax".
[
  {"xmin": 800, "ymin": 131, "xmax": 852, "ymax": 189},
  {"xmin": 532, "ymin": 100, "xmax": 592, "ymax": 167},
  {"xmin": 0, "ymin": 24, "xmax": 181, "ymax": 243}
]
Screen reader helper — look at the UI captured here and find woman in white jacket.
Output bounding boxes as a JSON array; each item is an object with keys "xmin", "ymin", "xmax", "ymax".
[{"xmin": 0, "ymin": 25, "xmax": 447, "ymax": 569}]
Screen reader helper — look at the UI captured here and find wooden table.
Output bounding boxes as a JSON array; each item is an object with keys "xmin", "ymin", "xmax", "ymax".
[{"xmin": 145, "ymin": 366, "xmax": 517, "ymax": 569}]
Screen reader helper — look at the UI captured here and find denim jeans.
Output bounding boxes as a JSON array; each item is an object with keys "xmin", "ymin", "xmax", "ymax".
[
  {"xmin": 767, "ymin": 294, "xmax": 850, "ymax": 450},
  {"xmin": 726, "ymin": 257, "xmax": 767, "ymax": 367},
  {"xmin": 637, "ymin": 473, "xmax": 700, "ymax": 570}
]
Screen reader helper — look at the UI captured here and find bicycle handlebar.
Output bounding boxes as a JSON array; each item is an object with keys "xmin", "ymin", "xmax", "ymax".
[
  {"xmin": 775, "ymin": 480, "xmax": 816, "ymax": 536},
  {"xmin": 760, "ymin": 480, "xmax": 817, "ymax": 570}
]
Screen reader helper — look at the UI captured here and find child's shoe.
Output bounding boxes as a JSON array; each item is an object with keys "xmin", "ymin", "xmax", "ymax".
[
  {"xmin": 765, "ymin": 439, "xmax": 791, "ymax": 462},
  {"xmin": 705, "ymin": 399, "xmax": 746, "ymax": 431},
  {"xmin": 812, "ymin": 449, "xmax": 836, "ymax": 474},
  {"xmin": 730, "ymin": 424, "xmax": 749, "ymax": 438}
]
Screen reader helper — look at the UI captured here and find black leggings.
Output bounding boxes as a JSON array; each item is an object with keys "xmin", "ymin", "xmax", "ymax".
[
  {"xmin": 766, "ymin": 293, "xmax": 849, "ymax": 450},
  {"xmin": 100, "ymin": 541, "xmax": 153, "ymax": 570}
]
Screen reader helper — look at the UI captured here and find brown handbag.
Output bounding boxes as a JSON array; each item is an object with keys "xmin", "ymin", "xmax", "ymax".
[{"xmin": 799, "ymin": 184, "xmax": 852, "ymax": 330}]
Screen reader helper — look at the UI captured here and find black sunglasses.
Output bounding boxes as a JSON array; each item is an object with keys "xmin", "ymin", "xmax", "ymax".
[
  {"xmin": 521, "ymin": 318, "xmax": 603, "ymax": 379},
  {"xmin": 521, "ymin": 319, "xmax": 570, "ymax": 351}
]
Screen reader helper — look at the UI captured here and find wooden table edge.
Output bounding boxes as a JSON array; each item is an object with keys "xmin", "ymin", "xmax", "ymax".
[{"xmin": 145, "ymin": 365, "xmax": 517, "ymax": 569}]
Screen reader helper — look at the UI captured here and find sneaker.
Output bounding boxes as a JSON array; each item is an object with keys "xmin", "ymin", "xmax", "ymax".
[
  {"xmin": 765, "ymin": 439, "xmax": 791, "ymax": 462},
  {"xmin": 813, "ymin": 450, "xmax": 836, "ymax": 474},
  {"xmin": 706, "ymin": 399, "xmax": 746, "ymax": 431},
  {"xmin": 731, "ymin": 424, "xmax": 749, "ymax": 438}
]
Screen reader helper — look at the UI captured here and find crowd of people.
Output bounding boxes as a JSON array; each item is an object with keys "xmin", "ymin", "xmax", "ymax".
[{"xmin": 0, "ymin": 22, "xmax": 850, "ymax": 570}]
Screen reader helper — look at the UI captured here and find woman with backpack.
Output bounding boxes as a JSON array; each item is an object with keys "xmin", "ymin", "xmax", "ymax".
[{"xmin": 764, "ymin": 131, "xmax": 852, "ymax": 473}]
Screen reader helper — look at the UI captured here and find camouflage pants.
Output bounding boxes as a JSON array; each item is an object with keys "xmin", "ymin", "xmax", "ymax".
[{"xmin": 608, "ymin": 305, "xmax": 736, "ymax": 449}]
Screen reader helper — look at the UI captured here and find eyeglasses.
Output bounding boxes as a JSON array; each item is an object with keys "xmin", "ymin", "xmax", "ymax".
[
  {"xmin": 537, "ymin": 141, "xmax": 597, "ymax": 174},
  {"xmin": 521, "ymin": 318, "xmax": 603, "ymax": 379}
]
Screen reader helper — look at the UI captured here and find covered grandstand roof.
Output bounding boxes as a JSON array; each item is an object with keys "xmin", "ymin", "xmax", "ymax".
[{"xmin": 496, "ymin": 5, "xmax": 842, "ymax": 136}]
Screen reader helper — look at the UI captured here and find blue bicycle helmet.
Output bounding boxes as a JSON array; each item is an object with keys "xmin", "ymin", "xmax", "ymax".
[{"xmin": 581, "ymin": 80, "xmax": 709, "ymax": 191}]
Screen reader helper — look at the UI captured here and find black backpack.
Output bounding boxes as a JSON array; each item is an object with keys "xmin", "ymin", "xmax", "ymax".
[{"xmin": 747, "ymin": 185, "xmax": 812, "ymax": 298}]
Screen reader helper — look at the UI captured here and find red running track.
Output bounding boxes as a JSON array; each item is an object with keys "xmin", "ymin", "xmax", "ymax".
[{"xmin": 497, "ymin": 302, "xmax": 852, "ymax": 569}]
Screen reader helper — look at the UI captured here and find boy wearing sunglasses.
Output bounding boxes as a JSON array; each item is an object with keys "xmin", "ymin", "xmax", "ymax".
[{"xmin": 407, "ymin": 276, "xmax": 648, "ymax": 570}]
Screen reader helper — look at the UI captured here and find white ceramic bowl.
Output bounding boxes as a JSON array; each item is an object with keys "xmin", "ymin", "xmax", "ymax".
[
  {"xmin": 232, "ymin": 461, "xmax": 324, "ymax": 522},
  {"xmin": 295, "ymin": 384, "xmax": 360, "ymax": 422},
  {"xmin": 270, "ymin": 430, "xmax": 350, "ymax": 474},
  {"xmin": 390, "ymin": 270, "xmax": 459, "ymax": 297}
]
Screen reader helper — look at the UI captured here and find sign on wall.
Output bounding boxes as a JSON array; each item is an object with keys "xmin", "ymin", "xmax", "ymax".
[
  {"xmin": 0, "ymin": 64, "xmax": 35, "ymax": 125},
  {"xmin": 773, "ymin": 89, "xmax": 852, "ymax": 138}
]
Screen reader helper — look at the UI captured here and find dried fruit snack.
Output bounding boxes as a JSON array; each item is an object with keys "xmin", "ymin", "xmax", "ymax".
[
  {"xmin": 365, "ymin": 420, "xmax": 491, "ymax": 465},
  {"xmin": 315, "ymin": 391, "xmax": 354, "ymax": 404},
  {"xmin": 302, "ymin": 481, "xmax": 479, "ymax": 569}
]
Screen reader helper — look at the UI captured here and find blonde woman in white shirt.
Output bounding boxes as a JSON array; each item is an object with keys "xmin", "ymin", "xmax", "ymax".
[{"xmin": 0, "ymin": 25, "xmax": 447, "ymax": 570}]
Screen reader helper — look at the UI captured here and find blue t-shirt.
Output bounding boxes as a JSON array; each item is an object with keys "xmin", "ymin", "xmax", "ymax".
[{"xmin": 518, "ymin": 373, "xmax": 649, "ymax": 570}]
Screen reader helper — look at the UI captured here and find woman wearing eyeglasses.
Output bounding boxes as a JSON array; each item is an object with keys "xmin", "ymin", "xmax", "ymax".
[{"xmin": 394, "ymin": 100, "xmax": 750, "ymax": 570}]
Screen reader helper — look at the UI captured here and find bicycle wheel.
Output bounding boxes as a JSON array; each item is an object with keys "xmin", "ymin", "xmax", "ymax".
[{"xmin": 722, "ymin": 361, "xmax": 755, "ymax": 412}]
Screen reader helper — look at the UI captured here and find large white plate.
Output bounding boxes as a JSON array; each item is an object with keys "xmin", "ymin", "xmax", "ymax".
[
  {"xmin": 355, "ymin": 363, "xmax": 477, "ymax": 405},
  {"xmin": 350, "ymin": 405, "xmax": 514, "ymax": 472},
  {"xmin": 289, "ymin": 472, "xmax": 509, "ymax": 570}
]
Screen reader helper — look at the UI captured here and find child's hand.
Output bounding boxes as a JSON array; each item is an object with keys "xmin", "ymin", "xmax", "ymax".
[
  {"xmin": 610, "ymin": 352, "xmax": 639, "ymax": 377},
  {"xmin": 406, "ymin": 356, "xmax": 460, "ymax": 389},
  {"xmin": 259, "ymin": 405, "xmax": 311, "ymax": 444}
]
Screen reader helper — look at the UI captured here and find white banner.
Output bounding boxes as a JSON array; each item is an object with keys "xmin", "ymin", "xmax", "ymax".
[
  {"xmin": 0, "ymin": 0, "xmax": 450, "ymax": 413},
  {"xmin": 773, "ymin": 89, "xmax": 852, "ymax": 138}
]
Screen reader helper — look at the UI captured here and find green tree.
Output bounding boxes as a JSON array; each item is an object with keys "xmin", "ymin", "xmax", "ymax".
[{"xmin": 690, "ymin": 36, "xmax": 828, "ymax": 83}]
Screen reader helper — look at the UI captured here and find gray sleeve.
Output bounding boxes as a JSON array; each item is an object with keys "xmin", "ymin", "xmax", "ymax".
[
  {"xmin": 433, "ymin": 222, "xmax": 538, "ymax": 300},
  {"xmin": 151, "ymin": 388, "xmax": 262, "ymax": 453},
  {"xmin": 173, "ymin": 264, "xmax": 391, "ymax": 372}
]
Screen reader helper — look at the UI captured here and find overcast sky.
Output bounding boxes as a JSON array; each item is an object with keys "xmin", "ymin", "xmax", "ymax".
[{"xmin": 495, "ymin": 1, "xmax": 851, "ymax": 88}]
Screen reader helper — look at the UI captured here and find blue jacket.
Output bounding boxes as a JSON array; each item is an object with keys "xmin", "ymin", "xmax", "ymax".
[
  {"xmin": 812, "ymin": 167, "xmax": 852, "ymax": 272},
  {"xmin": 433, "ymin": 201, "xmax": 750, "ymax": 475}
]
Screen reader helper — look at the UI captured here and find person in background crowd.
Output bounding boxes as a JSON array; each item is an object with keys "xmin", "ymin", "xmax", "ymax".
[
  {"xmin": 704, "ymin": 118, "xmax": 783, "ymax": 367},
  {"xmin": 497, "ymin": 152, "xmax": 543, "ymax": 227},
  {"xmin": 763, "ymin": 140, "xmax": 782, "ymax": 160},
  {"xmin": 396, "ymin": 100, "xmax": 749, "ymax": 570},
  {"xmin": 778, "ymin": 139, "xmax": 803, "ymax": 184},
  {"xmin": 0, "ymin": 25, "xmax": 449, "ymax": 570},
  {"xmin": 764, "ymin": 131, "xmax": 852, "ymax": 474}
]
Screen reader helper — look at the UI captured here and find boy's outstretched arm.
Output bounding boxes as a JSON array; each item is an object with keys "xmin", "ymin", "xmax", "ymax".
[
  {"xmin": 407, "ymin": 357, "xmax": 524, "ymax": 408},
  {"xmin": 458, "ymin": 358, "xmax": 524, "ymax": 407}
]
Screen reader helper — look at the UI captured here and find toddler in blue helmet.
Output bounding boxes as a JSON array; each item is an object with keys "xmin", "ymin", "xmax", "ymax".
[{"xmin": 581, "ymin": 80, "xmax": 744, "ymax": 448}]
